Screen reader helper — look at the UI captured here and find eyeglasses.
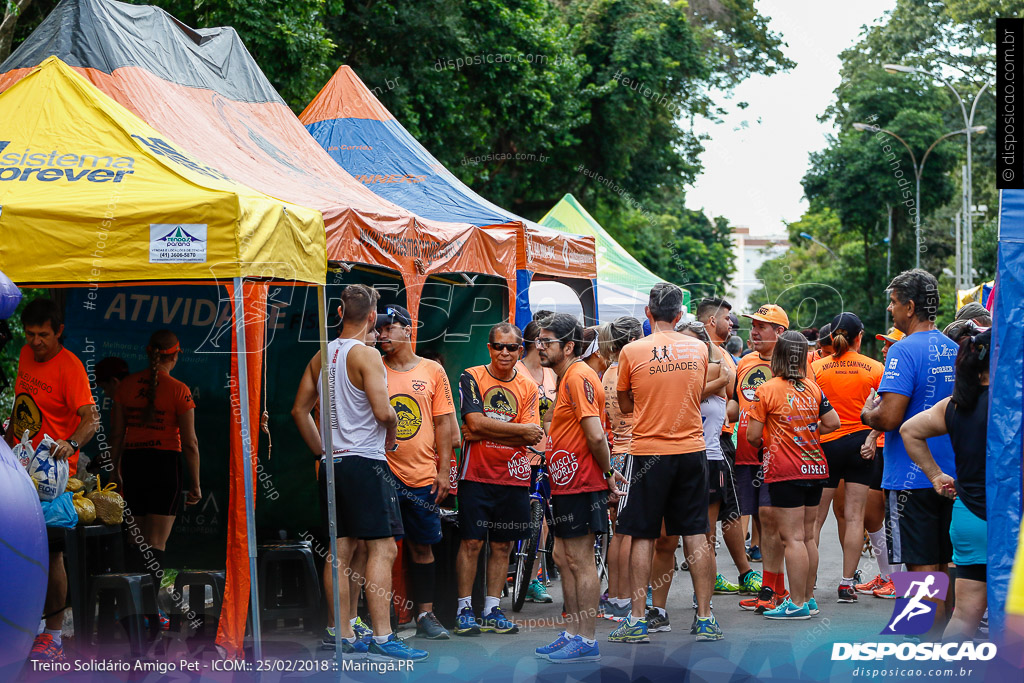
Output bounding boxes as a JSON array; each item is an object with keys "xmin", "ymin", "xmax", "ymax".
[
  {"xmin": 489, "ymin": 342, "xmax": 522, "ymax": 352},
  {"xmin": 533, "ymin": 337, "xmax": 561, "ymax": 348}
]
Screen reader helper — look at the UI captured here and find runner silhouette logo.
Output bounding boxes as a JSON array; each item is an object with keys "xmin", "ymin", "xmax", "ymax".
[{"xmin": 881, "ymin": 572, "xmax": 949, "ymax": 635}]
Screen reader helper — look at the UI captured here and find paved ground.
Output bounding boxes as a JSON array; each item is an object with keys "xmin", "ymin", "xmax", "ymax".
[{"xmin": 27, "ymin": 514, "xmax": 1004, "ymax": 682}]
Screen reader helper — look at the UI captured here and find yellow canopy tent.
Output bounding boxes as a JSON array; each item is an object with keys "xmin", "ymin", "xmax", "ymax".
[{"xmin": 0, "ymin": 57, "xmax": 327, "ymax": 654}]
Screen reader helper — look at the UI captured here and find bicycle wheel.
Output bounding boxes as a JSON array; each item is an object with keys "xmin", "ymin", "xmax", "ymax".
[
  {"xmin": 512, "ymin": 498, "xmax": 545, "ymax": 612},
  {"xmin": 594, "ymin": 533, "xmax": 609, "ymax": 586}
]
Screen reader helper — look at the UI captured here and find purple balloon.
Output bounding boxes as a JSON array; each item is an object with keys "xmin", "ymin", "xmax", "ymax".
[
  {"xmin": 0, "ymin": 438, "xmax": 48, "ymax": 675},
  {"xmin": 0, "ymin": 270, "xmax": 20, "ymax": 320}
]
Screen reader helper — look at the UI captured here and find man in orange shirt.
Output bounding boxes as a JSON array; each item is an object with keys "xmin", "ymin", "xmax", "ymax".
[
  {"xmin": 532, "ymin": 313, "xmax": 624, "ymax": 662},
  {"xmin": 729, "ymin": 304, "xmax": 810, "ymax": 613},
  {"xmin": 376, "ymin": 305, "xmax": 455, "ymax": 640},
  {"xmin": 455, "ymin": 323, "xmax": 545, "ymax": 636},
  {"xmin": 610, "ymin": 283, "xmax": 720, "ymax": 643},
  {"xmin": 5, "ymin": 298, "xmax": 98, "ymax": 663}
]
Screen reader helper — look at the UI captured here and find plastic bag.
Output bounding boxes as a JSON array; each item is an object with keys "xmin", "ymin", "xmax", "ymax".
[
  {"xmin": 41, "ymin": 491, "xmax": 78, "ymax": 529},
  {"xmin": 87, "ymin": 482, "xmax": 124, "ymax": 525},
  {"xmin": 66, "ymin": 477, "xmax": 85, "ymax": 493},
  {"xmin": 72, "ymin": 491, "xmax": 96, "ymax": 524},
  {"xmin": 11, "ymin": 429, "xmax": 33, "ymax": 469},
  {"xmin": 27, "ymin": 435, "xmax": 68, "ymax": 502},
  {"xmin": 78, "ymin": 472, "xmax": 98, "ymax": 495}
]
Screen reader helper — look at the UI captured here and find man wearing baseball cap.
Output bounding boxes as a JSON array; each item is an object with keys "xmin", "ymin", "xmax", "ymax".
[
  {"xmin": 376, "ymin": 304, "xmax": 456, "ymax": 640},
  {"xmin": 730, "ymin": 304, "xmax": 813, "ymax": 613}
]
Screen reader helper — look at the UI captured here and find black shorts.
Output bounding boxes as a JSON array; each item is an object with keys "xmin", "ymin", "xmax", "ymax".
[
  {"xmin": 707, "ymin": 459, "xmax": 727, "ymax": 503},
  {"xmin": 121, "ymin": 448, "xmax": 183, "ymax": 517},
  {"xmin": 457, "ymin": 480, "xmax": 530, "ymax": 542},
  {"xmin": 886, "ymin": 488, "xmax": 953, "ymax": 566},
  {"xmin": 823, "ymin": 431, "xmax": 877, "ymax": 488},
  {"xmin": 617, "ymin": 453, "xmax": 709, "ymax": 538},
  {"xmin": 552, "ymin": 491, "xmax": 609, "ymax": 539},
  {"xmin": 870, "ymin": 449, "xmax": 884, "ymax": 490},
  {"xmin": 318, "ymin": 456, "xmax": 404, "ymax": 540},
  {"xmin": 735, "ymin": 464, "xmax": 771, "ymax": 515},
  {"xmin": 768, "ymin": 480, "xmax": 824, "ymax": 508},
  {"xmin": 714, "ymin": 456, "xmax": 742, "ymax": 523},
  {"xmin": 393, "ymin": 479, "xmax": 442, "ymax": 545},
  {"xmin": 720, "ymin": 432, "xmax": 736, "ymax": 463}
]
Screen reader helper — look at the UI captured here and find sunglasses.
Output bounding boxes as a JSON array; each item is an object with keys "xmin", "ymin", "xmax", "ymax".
[
  {"xmin": 489, "ymin": 342, "xmax": 522, "ymax": 352},
  {"xmin": 533, "ymin": 337, "xmax": 561, "ymax": 348}
]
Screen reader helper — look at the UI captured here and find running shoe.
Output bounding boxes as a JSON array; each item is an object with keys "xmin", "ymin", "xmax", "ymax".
[
  {"xmin": 741, "ymin": 586, "xmax": 777, "ymax": 613},
  {"xmin": 694, "ymin": 615, "xmax": 724, "ymax": 641},
  {"xmin": 548, "ymin": 635, "xmax": 601, "ymax": 663},
  {"xmin": 739, "ymin": 569, "xmax": 763, "ymax": 594},
  {"xmin": 321, "ymin": 626, "xmax": 336, "ymax": 650},
  {"xmin": 855, "ymin": 574, "xmax": 886, "ymax": 595},
  {"xmin": 535, "ymin": 631, "xmax": 573, "ymax": 660},
  {"xmin": 646, "ymin": 608, "xmax": 671, "ymax": 633},
  {"xmin": 608, "ymin": 616, "xmax": 649, "ymax": 643},
  {"xmin": 603, "ymin": 600, "xmax": 631, "ymax": 621},
  {"xmin": 873, "ymin": 580, "xmax": 897, "ymax": 599},
  {"xmin": 838, "ymin": 585, "xmax": 858, "ymax": 603},
  {"xmin": 527, "ymin": 579, "xmax": 553, "ymax": 603},
  {"xmin": 480, "ymin": 607, "xmax": 519, "ymax": 634},
  {"xmin": 415, "ymin": 611, "xmax": 450, "ymax": 640},
  {"xmin": 747, "ymin": 545, "xmax": 762, "ymax": 562},
  {"xmin": 353, "ymin": 617, "xmax": 373, "ymax": 641},
  {"xmin": 28, "ymin": 634, "xmax": 65, "ymax": 662},
  {"xmin": 340, "ymin": 637, "xmax": 370, "ymax": 659},
  {"xmin": 454, "ymin": 607, "xmax": 482, "ymax": 636},
  {"xmin": 714, "ymin": 573, "xmax": 741, "ymax": 594},
  {"xmin": 764, "ymin": 598, "xmax": 811, "ymax": 620},
  {"xmin": 689, "ymin": 613, "xmax": 698, "ymax": 634},
  {"xmin": 808, "ymin": 597, "xmax": 820, "ymax": 616},
  {"xmin": 367, "ymin": 634, "xmax": 429, "ymax": 661}
]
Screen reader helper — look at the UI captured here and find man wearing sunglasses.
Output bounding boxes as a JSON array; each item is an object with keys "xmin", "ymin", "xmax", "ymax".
[
  {"xmin": 375, "ymin": 304, "xmax": 455, "ymax": 640},
  {"xmin": 455, "ymin": 322, "xmax": 545, "ymax": 636},
  {"xmin": 533, "ymin": 313, "xmax": 627, "ymax": 663}
]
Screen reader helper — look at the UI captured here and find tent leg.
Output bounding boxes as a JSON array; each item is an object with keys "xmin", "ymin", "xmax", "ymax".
[
  {"xmin": 317, "ymin": 285, "xmax": 343, "ymax": 664},
  {"xmin": 233, "ymin": 277, "xmax": 262, "ymax": 662}
]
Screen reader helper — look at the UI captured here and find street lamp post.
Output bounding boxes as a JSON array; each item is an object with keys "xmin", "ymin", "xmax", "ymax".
[
  {"xmin": 798, "ymin": 232, "xmax": 837, "ymax": 259},
  {"xmin": 883, "ymin": 64, "xmax": 990, "ymax": 285},
  {"xmin": 852, "ymin": 123, "xmax": 985, "ymax": 269}
]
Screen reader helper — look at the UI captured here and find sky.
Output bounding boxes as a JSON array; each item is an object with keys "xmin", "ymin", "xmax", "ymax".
[{"xmin": 684, "ymin": 0, "xmax": 897, "ymax": 236}]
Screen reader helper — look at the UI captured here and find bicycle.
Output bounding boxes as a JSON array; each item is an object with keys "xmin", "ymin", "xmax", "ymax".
[{"xmin": 510, "ymin": 446, "xmax": 554, "ymax": 612}]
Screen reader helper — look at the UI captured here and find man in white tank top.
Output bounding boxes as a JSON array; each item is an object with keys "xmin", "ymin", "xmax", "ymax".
[{"xmin": 293, "ymin": 285, "xmax": 427, "ymax": 661}]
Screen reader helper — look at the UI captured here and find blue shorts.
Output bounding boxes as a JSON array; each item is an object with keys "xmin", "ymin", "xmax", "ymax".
[
  {"xmin": 950, "ymin": 497, "xmax": 987, "ymax": 567},
  {"xmin": 735, "ymin": 464, "xmax": 771, "ymax": 515},
  {"xmin": 393, "ymin": 479, "xmax": 442, "ymax": 545}
]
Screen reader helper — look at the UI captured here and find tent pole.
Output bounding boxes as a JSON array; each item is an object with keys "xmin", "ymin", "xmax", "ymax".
[
  {"xmin": 232, "ymin": 277, "xmax": 263, "ymax": 661},
  {"xmin": 316, "ymin": 285, "xmax": 343, "ymax": 664}
]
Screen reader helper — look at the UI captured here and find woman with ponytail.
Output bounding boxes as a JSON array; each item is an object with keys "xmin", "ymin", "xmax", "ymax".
[
  {"xmin": 901, "ymin": 326, "xmax": 991, "ymax": 641},
  {"xmin": 110, "ymin": 330, "xmax": 200, "ymax": 621}
]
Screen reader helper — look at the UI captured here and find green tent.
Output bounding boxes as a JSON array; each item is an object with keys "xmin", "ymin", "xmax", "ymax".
[{"xmin": 540, "ymin": 193, "xmax": 688, "ymax": 321}]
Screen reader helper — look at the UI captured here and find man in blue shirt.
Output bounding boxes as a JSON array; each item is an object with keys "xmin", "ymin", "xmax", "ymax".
[{"xmin": 862, "ymin": 270, "xmax": 957, "ymax": 578}]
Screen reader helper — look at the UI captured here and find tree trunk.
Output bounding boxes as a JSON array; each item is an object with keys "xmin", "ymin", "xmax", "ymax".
[{"xmin": 0, "ymin": 0, "xmax": 33, "ymax": 64}]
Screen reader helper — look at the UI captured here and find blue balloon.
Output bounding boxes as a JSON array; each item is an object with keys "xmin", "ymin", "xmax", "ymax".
[
  {"xmin": 0, "ymin": 439, "xmax": 48, "ymax": 675},
  {"xmin": 0, "ymin": 270, "xmax": 20, "ymax": 320}
]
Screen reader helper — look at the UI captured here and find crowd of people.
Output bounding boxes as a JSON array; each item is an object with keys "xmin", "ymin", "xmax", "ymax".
[{"xmin": 4, "ymin": 265, "xmax": 993, "ymax": 665}]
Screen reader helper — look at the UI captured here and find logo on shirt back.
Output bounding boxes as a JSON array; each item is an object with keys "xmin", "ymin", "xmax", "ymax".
[
  {"xmin": 549, "ymin": 450, "xmax": 579, "ymax": 485},
  {"xmin": 391, "ymin": 395, "xmax": 423, "ymax": 440},
  {"xmin": 483, "ymin": 387, "xmax": 518, "ymax": 422}
]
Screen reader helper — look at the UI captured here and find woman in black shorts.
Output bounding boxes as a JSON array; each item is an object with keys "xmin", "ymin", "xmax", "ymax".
[{"xmin": 111, "ymin": 330, "xmax": 201, "ymax": 594}]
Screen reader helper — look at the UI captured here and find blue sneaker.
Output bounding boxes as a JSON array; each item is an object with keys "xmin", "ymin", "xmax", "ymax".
[
  {"xmin": 747, "ymin": 545, "xmax": 762, "ymax": 562},
  {"xmin": 454, "ymin": 606, "xmax": 481, "ymax": 636},
  {"xmin": 367, "ymin": 634, "xmax": 429, "ymax": 661},
  {"xmin": 480, "ymin": 606, "xmax": 519, "ymax": 634},
  {"xmin": 808, "ymin": 597, "xmax": 820, "ymax": 616},
  {"xmin": 527, "ymin": 579, "xmax": 553, "ymax": 603},
  {"xmin": 535, "ymin": 631, "xmax": 573, "ymax": 660},
  {"xmin": 695, "ymin": 615, "xmax": 723, "ymax": 641},
  {"xmin": 764, "ymin": 598, "xmax": 811, "ymax": 620},
  {"xmin": 548, "ymin": 635, "xmax": 601, "ymax": 663},
  {"xmin": 603, "ymin": 600, "xmax": 631, "ymax": 621},
  {"xmin": 608, "ymin": 616, "xmax": 649, "ymax": 643},
  {"xmin": 338, "ymin": 637, "xmax": 369, "ymax": 659}
]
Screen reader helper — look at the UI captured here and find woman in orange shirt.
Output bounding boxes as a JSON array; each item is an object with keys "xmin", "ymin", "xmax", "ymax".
[
  {"xmin": 111, "ymin": 330, "xmax": 201, "ymax": 590},
  {"xmin": 747, "ymin": 332, "xmax": 839, "ymax": 620}
]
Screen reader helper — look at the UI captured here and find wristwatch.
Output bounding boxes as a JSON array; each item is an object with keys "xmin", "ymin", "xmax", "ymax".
[{"xmin": 67, "ymin": 439, "xmax": 79, "ymax": 452}]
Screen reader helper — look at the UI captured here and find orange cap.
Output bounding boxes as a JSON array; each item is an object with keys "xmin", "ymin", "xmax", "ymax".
[
  {"xmin": 742, "ymin": 304, "xmax": 790, "ymax": 329},
  {"xmin": 875, "ymin": 327, "xmax": 905, "ymax": 344}
]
